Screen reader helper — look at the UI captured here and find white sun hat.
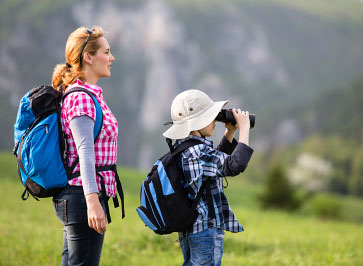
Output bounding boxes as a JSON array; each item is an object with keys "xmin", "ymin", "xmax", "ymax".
[{"xmin": 163, "ymin": 89, "xmax": 228, "ymax": 139}]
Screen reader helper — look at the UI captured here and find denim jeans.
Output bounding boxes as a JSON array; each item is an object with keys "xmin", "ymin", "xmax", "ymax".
[
  {"xmin": 179, "ymin": 228, "xmax": 225, "ymax": 266},
  {"xmin": 53, "ymin": 185, "xmax": 106, "ymax": 266}
]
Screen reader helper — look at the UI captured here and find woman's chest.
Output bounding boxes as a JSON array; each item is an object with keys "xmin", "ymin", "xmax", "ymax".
[{"xmin": 99, "ymin": 100, "xmax": 118, "ymax": 139}]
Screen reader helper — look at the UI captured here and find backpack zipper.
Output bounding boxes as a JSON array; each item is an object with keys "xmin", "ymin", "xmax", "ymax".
[{"xmin": 45, "ymin": 125, "xmax": 48, "ymax": 134}]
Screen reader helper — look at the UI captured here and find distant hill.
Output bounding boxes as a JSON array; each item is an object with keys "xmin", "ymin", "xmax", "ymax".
[
  {"xmin": 309, "ymin": 77, "xmax": 363, "ymax": 139},
  {"xmin": 1, "ymin": 0, "xmax": 363, "ymax": 168}
]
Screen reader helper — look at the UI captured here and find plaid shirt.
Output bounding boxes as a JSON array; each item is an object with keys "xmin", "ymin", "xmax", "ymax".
[
  {"xmin": 61, "ymin": 80, "xmax": 118, "ymax": 197},
  {"xmin": 177, "ymin": 135, "xmax": 253, "ymax": 234}
]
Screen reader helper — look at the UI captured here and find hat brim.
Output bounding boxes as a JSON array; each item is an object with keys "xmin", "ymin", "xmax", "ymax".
[{"xmin": 163, "ymin": 100, "xmax": 228, "ymax": 139}]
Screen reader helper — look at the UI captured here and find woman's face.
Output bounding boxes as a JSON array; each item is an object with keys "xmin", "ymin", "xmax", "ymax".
[{"xmin": 89, "ymin": 37, "xmax": 115, "ymax": 79}]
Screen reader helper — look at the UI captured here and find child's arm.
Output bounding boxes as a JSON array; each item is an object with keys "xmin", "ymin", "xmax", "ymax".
[
  {"xmin": 224, "ymin": 124, "xmax": 237, "ymax": 143},
  {"xmin": 221, "ymin": 143, "xmax": 253, "ymax": 176},
  {"xmin": 220, "ymin": 109, "xmax": 253, "ymax": 176},
  {"xmin": 216, "ymin": 109, "xmax": 250, "ymax": 154},
  {"xmin": 216, "ymin": 126, "xmax": 238, "ymax": 155}
]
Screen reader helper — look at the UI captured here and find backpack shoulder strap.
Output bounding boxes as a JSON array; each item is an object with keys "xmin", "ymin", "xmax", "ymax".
[
  {"xmin": 61, "ymin": 87, "xmax": 104, "ymax": 177},
  {"xmin": 171, "ymin": 137, "xmax": 217, "ymax": 221},
  {"xmin": 61, "ymin": 87, "xmax": 103, "ymax": 140},
  {"xmin": 169, "ymin": 138, "xmax": 203, "ymax": 156}
]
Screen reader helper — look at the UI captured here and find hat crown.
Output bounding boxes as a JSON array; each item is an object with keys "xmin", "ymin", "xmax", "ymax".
[{"xmin": 171, "ymin": 90, "xmax": 213, "ymax": 122}]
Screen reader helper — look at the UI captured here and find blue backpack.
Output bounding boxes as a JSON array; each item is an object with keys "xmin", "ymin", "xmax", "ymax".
[
  {"xmin": 137, "ymin": 139, "xmax": 216, "ymax": 235},
  {"xmin": 13, "ymin": 85, "xmax": 103, "ymax": 200}
]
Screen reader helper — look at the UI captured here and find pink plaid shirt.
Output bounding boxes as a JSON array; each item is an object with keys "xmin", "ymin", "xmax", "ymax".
[{"xmin": 61, "ymin": 80, "xmax": 118, "ymax": 197}]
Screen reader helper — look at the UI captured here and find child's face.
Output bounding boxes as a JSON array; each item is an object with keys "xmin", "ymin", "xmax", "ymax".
[{"xmin": 199, "ymin": 120, "xmax": 216, "ymax": 137}]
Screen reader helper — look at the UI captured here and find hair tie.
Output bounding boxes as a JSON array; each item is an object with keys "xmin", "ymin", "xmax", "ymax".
[{"xmin": 66, "ymin": 63, "xmax": 72, "ymax": 68}]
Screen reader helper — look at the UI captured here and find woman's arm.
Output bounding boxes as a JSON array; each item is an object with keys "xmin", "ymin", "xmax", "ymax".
[
  {"xmin": 69, "ymin": 115, "xmax": 106, "ymax": 234},
  {"xmin": 69, "ymin": 116, "xmax": 98, "ymax": 194}
]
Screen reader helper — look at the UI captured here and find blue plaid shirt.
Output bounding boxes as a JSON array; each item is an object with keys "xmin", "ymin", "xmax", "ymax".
[{"xmin": 176, "ymin": 135, "xmax": 254, "ymax": 234}]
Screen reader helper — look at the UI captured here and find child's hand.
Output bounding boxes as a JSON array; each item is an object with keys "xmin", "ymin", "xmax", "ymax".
[
  {"xmin": 224, "ymin": 122, "xmax": 237, "ymax": 143},
  {"xmin": 225, "ymin": 122, "xmax": 237, "ymax": 132},
  {"xmin": 232, "ymin": 108, "xmax": 250, "ymax": 132}
]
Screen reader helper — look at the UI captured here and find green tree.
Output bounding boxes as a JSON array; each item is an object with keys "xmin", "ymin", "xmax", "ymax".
[
  {"xmin": 349, "ymin": 142, "xmax": 363, "ymax": 196},
  {"xmin": 258, "ymin": 164, "xmax": 301, "ymax": 211}
]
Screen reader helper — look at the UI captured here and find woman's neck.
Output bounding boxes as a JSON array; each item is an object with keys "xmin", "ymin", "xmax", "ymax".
[{"xmin": 83, "ymin": 67, "xmax": 99, "ymax": 85}]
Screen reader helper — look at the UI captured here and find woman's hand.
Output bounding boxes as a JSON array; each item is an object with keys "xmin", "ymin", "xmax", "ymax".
[{"xmin": 86, "ymin": 193, "xmax": 106, "ymax": 234}]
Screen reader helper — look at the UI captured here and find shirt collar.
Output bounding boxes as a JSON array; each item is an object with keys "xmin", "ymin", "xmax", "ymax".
[
  {"xmin": 176, "ymin": 134, "xmax": 213, "ymax": 147},
  {"xmin": 68, "ymin": 79, "xmax": 103, "ymax": 97}
]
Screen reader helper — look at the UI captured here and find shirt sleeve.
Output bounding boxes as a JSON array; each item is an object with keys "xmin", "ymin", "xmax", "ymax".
[
  {"xmin": 216, "ymin": 136, "xmax": 238, "ymax": 155},
  {"xmin": 64, "ymin": 92, "xmax": 96, "ymax": 123},
  {"xmin": 69, "ymin": 115, "xmax": 98, "ymax": 195},
  {"xmin": 200, "ymin": 143, "xmax": 253, "ymax": 178},
  {"xmin": 221, "ymin": 143, "xmax": 254, "ymax": 177},
  {"xmin": 182, "ymin": 142, "xmax": 254, "ymax": 182},
  {"xmin": 181, "ymin": 144, "xmax": 228, "ymax": 186}
]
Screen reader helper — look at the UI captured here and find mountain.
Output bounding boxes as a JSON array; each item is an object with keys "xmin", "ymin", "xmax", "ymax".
[{"xmin": 1, "ymin": 0, "xmax": 363, "ymax": 168}]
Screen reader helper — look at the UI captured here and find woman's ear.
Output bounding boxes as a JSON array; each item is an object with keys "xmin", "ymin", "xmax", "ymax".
[{"xmin": 83, "ymin": 52, "xmax": 93, "ymax": 65}]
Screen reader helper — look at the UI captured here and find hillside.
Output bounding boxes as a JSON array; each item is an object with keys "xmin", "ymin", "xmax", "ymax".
[
  {"xmin": 1, "ymin": 0, "xmax": 363, "ymax": 168},
  {"xmin": 311, "ymin": 77, "xmax": 363, "ymax": 139}
]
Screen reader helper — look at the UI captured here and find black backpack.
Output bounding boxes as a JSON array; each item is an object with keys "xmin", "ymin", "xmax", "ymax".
[{"xmin": 136, "ymin": 138, "xmax": 216, "ymax": 235}]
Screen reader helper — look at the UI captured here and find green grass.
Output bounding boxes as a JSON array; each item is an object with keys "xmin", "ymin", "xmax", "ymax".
[{"xmin": 1, "ymin": 152, "xmax": 363, "ymax": 265}]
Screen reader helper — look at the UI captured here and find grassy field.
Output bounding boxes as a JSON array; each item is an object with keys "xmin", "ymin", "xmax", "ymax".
[{"xmin": 1, "ymin": 152, "xmax": 363, "ymax": 266}]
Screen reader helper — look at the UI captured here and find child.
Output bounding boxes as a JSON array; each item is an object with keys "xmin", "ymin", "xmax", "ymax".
[{"xmin": 163, "ymin": 89, "xmax": 254, "ymax": 266}]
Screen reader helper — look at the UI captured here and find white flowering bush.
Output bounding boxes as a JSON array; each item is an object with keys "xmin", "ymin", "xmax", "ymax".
[{"xmin": 289, "ymin": 153, "xmax": 333, "ymax": 192}]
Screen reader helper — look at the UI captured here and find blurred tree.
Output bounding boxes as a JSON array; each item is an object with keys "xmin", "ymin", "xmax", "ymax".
[
  {"xmin": 281, "ymin": 76, "xmax": 363, "ymax": 197},
  {"xmin": 258, "ymin": 164, "xmax": 300, "ymax": 211},
  {"xmin": 298, "ymin": 135, "xmax": 356, "ymax": 195},
  {"xmin": 349, "ymin": 141, "xmax": 363, "ymax": 196},
  {"xmin": 305, "ymin": 194, "xmax": 342, "ymax": 220}
]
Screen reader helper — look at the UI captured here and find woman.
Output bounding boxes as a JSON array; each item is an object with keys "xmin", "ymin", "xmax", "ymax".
[{"xmin": 52, "ymin": 26, "xmax": 124, "ymax": 266}]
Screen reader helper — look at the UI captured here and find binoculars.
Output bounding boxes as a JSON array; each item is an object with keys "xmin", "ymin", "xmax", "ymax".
[{"xmin": 215, "ymin": 109, "xmax": 255, "ymax": 129}]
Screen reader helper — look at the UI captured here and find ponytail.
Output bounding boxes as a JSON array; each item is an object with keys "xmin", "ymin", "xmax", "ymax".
[{"xmin": 52, "ymin": 63, "xmax": 84, "ymax": 93}]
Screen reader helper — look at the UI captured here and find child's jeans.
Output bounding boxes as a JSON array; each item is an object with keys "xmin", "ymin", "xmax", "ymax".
[
  {"xmin": 179, "ymin": 228, "xmax": 225, "ymax": 266},
  {"xmin": 53, "ymin": 185, "xmax": 106, "ymax": 266}
]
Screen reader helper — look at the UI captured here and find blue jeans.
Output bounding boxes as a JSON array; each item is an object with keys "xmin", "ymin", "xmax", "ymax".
[
  {"xmin": 53, "ymin": 185, "xmax": 106, "ymax": 266},
  {"xmin": 179, "ymin": 228, "xmax": 225, "ymax": 266}
]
